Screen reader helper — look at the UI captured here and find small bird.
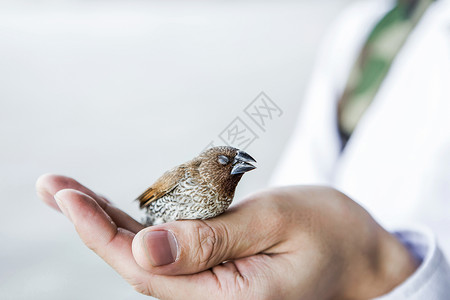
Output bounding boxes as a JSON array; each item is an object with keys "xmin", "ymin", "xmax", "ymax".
[{"xmin": 137, "ymin": 146, "xmax": 256, "ymax": 226}]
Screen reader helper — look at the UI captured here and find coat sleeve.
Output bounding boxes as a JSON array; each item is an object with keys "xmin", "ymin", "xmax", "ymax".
[{"xmin": 374, "ymin": 228, "xmax": 450, "ymax": 300}]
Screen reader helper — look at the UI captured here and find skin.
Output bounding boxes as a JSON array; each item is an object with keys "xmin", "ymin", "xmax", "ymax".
[{"xmin": 36, "ymin": 174, "xmax": 418, "ymax": 300}]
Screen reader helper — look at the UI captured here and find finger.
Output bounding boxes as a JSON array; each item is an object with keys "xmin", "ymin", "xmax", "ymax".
[
  {"xmin": 36, "ymin": 174, "xmax": 105, "ymax": 209},
  {"xmin": 37, "ymin": 174, "xmax": 144, "ymax": 233},
  {"xmin": 54, "ymin": 189, "xmax": 148, "ymax": 277},
  {"xmin": 54, "ymin": 189, "xmax": 225, "ymax": 299},
  {"xmin": 132, "ymin": 193, "xmax": 289, "ymax": 276}
]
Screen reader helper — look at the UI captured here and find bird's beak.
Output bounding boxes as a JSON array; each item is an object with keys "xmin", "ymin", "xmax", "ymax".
[{"xmin": 231, "ymin": 150, "xmax": 257, "ymax": 175}]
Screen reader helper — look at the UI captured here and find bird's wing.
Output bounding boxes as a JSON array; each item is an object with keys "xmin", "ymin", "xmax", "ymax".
[{"xmin": 137, "ymin": 165, "xmax": 187, "ymax": 208}]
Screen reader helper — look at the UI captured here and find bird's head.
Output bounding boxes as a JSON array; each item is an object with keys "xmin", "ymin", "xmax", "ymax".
[{"xmin": 197, "ymin": 146, "xmax": 256, "ymax": 195}]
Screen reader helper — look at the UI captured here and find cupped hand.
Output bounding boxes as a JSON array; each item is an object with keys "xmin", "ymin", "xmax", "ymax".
[{"xmin": 36, "ymin": 174, "xmax": 418, "ymax": 300}]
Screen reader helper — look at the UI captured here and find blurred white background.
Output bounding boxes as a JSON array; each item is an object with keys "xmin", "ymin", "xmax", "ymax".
[{"xmin": 0, "ymin": 0, "xmax": 355, "ymax": 299}]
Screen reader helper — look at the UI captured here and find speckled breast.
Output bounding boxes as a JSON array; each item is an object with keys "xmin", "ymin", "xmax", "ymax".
[{"xmin": 145, "ymin": 172, "xmax": 233, "ymax": 226}]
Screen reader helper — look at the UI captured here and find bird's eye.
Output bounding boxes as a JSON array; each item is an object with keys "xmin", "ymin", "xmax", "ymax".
[{"xmin": 218, "ymin": 155, "xmax": 229, "ymax": 165}]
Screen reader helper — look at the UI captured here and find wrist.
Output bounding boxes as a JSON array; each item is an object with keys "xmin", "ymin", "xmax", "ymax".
[
  {"xmin": 375, "ymin": 230, "xmax": 419, "ymax": 296},
  {"xmin": 339, "ymin": 228, "xmax": 419, "ymax": 300}
]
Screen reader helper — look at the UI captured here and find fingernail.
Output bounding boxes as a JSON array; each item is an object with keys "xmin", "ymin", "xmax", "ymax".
[
  {"xmin": 143, "ymin": 230, "xmax": 178, "ymax": 267},
  {"xmin": 54, "ymin": 192, "xmax": 72, "ymax": 222}
]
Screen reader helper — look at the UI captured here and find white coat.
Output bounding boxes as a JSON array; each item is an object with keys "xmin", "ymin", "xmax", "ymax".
[{"xmin": 271, "ymin": 0, "xmax": 450, "ymax": 298}]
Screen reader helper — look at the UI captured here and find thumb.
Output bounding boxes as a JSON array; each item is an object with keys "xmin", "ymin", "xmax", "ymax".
[{"xmin": 131, "ymin": 196, "xmax": 287, "ymax": 275}]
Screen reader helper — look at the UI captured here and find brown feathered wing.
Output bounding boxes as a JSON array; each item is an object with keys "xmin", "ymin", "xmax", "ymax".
[{"xmin": 137, "ymin": 165, "xmax": 186, "ymax": 208}]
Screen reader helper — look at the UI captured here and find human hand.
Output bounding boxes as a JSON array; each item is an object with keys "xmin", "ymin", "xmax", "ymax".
[{"xmin": 36, "ymin": 174, "xmax": 418, "ymax": 300}]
